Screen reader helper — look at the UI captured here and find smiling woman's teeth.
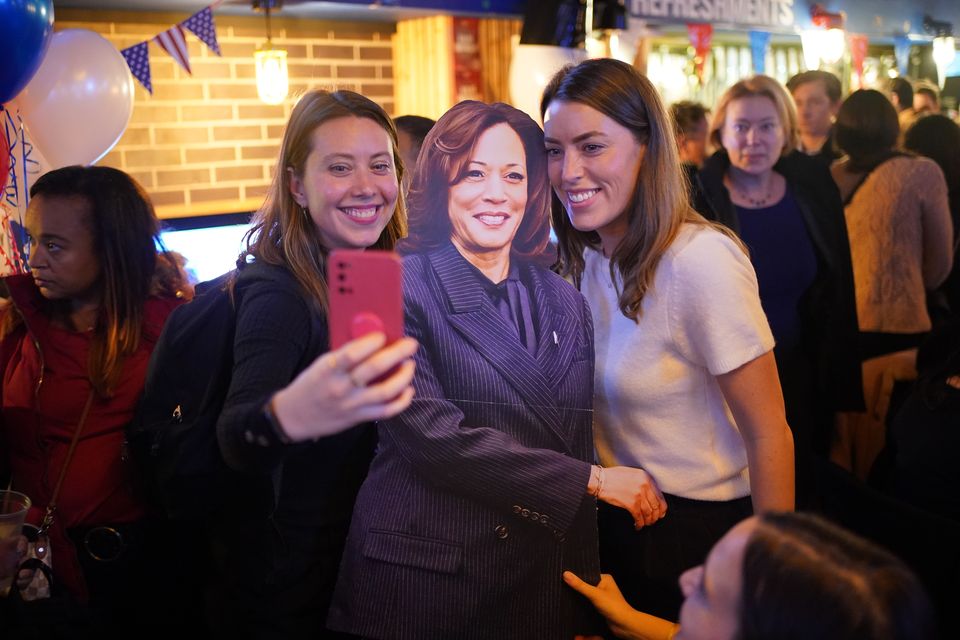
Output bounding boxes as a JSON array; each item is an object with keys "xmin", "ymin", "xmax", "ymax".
[
  {"xmin": 477, "ymin": 214, "xmax": 506, "ymax": 225},
  {"xmin": 568, "ymin": 189, "xmax": 599, "ymax": 203},
  {"xmin": 343, "ymin": 206, "xmax": 377, "ymax": 219}
]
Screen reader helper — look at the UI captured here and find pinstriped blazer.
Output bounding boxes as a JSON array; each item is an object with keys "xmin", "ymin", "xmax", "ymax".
[{"xmin": 327, "ymin": 242, "xmax": 603, "ymax": 640}]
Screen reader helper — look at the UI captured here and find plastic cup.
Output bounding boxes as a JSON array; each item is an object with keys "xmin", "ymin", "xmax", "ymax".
[{"xmin": 0, "ymin": 490, "xmax": 31, "ymax": 597}]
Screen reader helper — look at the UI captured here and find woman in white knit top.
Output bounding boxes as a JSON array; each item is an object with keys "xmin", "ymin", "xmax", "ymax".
[{"xmin": 540, "ymin": 58, "xmax": 794, "ymax": 622}]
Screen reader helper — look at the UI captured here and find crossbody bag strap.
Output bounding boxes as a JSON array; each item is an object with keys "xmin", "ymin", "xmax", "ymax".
[{"xmin": 38, "ymin": 389, "xmax": 96, "ymax": 537}]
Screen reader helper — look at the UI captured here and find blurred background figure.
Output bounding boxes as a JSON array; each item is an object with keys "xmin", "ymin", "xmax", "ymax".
[
  {"xmin": 903, "ymin": 114, "xmax": 960, "ymax": 320},
  {"xmin": 786, "ymin": 70, "xmax": 842, "ymax": 166},
  {"xmin": 830, "ymin": 89, "xmax": 953, "ymax": 479},
  {"xmin": 670, "ymin": 100, "xmax": 710, "ymax": 189},
  {"xmin": 878, "ymin": 318, "xmax": 960, "ymax": 524},
  {"xmin": 695, "ymin": 75, "xmax": 862, "ymax": 508},
  {"xmin": 913, "ymin": 81, "xmax": 942, "ymax": 116},
  {"xmin": 888, "ymin": 76, "xmax": 917, "ymax": 132},
  {"xmin": 394, "ymin": 114, "xmax": 436, "ymax": 192}
]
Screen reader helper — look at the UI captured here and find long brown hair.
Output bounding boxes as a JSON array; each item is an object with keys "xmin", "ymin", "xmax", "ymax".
[
  {"xmin": 541, "ymin": 58, "xmax": 726, "ymax": 320},
  {"xmin": 8, "ymin": 166, "xmax": 183, "ymax": 397},
  {"xmin": 401, "ymin": 100, "xmax": 551, "ymax": 263},
  {"xmin": 242, "ymin": 89, "xmax": 407, "ymax": 310}
]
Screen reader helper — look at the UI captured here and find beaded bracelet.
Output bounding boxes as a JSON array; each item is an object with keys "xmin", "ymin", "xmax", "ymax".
[{"xmin": 591, "ymin": 465, "xmax": 605, "ymax": 499}]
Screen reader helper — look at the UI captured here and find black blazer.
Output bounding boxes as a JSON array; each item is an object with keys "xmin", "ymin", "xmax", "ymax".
[
  {"xmin": 328, "ymin": 243, "xmax": 602, "ymax": 639},
  {"xmin": 693, "ymin": 150, "xmax": 864, "ymax": 413}
]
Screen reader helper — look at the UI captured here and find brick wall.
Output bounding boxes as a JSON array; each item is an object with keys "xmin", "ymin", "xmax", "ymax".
[{"xmin": 56, "ymin": 9, "xmax": 396, "ymax": 219}]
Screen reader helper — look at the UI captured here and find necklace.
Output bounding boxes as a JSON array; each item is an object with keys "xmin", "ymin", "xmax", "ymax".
[{"xmin": 730, "ymin": 180, "xmax": 775, "ymax": 207}]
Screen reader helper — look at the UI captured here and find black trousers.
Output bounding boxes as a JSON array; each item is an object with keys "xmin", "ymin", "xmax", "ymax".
[{"xmin": 598, "ymin": 494, "xmax": 752, "ymax": 623}]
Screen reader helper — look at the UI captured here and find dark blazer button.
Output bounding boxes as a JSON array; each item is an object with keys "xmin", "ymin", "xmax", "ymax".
[{"xmin": 495, "ymin": 525, "xmax": 509, "ymax": 539}]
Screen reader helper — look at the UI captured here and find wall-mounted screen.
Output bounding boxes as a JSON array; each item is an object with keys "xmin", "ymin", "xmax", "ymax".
[{"xmin": 158, "ymin": 212, "xmax": 254, "ymax": 284}]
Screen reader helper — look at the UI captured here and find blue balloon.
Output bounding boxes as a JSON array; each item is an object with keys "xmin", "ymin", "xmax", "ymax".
[{"xmin": 0, "ymin": 0, "xmax": 55, "ymax": 104}]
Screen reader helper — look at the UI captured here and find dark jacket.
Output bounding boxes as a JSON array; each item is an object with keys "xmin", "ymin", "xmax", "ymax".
[
  {"xmin": 693, "ymin": 150, "xmax": 864, "ymax": 413},
  {"xmin": 328, "ymin": 243, "xmax": 601, "ymax": 639},
  {"xmin": 211, "ymin": 260, "xmax": 376, "ymax": 638},
  {"xmin": 801, "ymin": 127, "xmax": 842, "ymax": 167}
]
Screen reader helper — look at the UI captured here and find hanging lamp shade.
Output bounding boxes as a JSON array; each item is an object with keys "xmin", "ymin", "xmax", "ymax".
[
  {"xmin": 254, "ymin": 0, "xmax": 287, "ymax": 105},
  {"xmin": 255, "ymin": 43, "xmax": 287, "ymax": 105}
]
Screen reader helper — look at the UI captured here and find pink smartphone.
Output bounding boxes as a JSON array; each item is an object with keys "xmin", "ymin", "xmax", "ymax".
[{"xmin": 328, "ymin": 249, "xmax": 403, "ymax": 350}]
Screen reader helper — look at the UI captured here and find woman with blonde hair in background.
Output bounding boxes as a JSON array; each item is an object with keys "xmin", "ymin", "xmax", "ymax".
[{"xmin": 693, "ymin": 75, "xmax": 862, "ymax": 502}]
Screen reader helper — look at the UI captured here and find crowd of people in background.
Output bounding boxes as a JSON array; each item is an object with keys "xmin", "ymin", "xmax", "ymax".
[{"xmin": 1, "ymin": 61, "xmax": 957, "ymax": 640}]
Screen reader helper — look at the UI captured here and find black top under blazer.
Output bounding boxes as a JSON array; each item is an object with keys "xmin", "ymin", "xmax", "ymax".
[{"xmin": 327, "ymin": 242, "xmax": 602, "ymax": 640}]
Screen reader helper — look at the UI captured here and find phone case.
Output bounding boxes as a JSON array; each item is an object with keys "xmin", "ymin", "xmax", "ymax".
[{"xmin": 328, "ymin": 249, "xmax": 403, "ymax": 350}]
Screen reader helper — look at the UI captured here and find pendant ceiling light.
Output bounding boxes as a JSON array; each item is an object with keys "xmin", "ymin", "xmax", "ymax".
[
  {"xmin": 254, "ymin": 0, "xmax": 288, "ymax": 105},
  {"xmin": 924, "ymin": 15, "xmax": 956, "ymax": 88},
  {"xmin": 802, "ymin": 3, "xmax": 846, "ymax": 69}
]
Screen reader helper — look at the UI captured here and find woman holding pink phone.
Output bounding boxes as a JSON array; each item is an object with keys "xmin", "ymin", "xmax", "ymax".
[{"xmin": 207, "ymin": 89, "xmax": 418, "ymax": 638}]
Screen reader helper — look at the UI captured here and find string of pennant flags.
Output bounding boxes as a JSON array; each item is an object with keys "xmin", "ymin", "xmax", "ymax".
[{"xmin": 120, "ymin": 1, "xmax": 224, "ymax": 95}]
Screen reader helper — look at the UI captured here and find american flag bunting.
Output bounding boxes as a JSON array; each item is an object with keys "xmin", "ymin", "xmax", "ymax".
[
  {"xmin": 121, "ymin": 41, "xmax": 153, "ymax": 94},
  {"xmin": 183, "ymin": 7, "xmax": 222, "ymax": 56},
  {"xmin": 154, "ymin": 24, "xmax": 193, "ymax": 75}
]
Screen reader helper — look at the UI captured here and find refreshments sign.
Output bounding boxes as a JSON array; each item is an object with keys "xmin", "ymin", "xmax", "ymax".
[{"xmin": 629, "ymin": 0, "xmax": 796, "ymax": 29}]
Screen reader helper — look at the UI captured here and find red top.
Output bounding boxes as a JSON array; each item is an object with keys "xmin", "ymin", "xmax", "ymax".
[{"xmin": 0, "ymin": 274, "xmax": 182, "ymax": 601}]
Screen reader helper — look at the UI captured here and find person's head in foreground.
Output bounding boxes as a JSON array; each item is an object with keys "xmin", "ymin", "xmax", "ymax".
[
  {"xmin": 677, "ymin": 512, "xmax": 935, "ymax": 640},
  {"xmin": 568, "ymin": 512, "xmax": 936, "ymax": 640}
]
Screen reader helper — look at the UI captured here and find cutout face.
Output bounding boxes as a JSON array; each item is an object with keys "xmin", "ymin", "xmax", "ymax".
[{"xmin": 447, "ymin": 123, "xmax": 528, "ymax": 275}]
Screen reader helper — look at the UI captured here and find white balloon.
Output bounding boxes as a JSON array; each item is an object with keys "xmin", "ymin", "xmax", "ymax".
[
  {"xmin": 508, "ymin": 41, "xmax": 587, "ymax": 125},
  {"xmin": 15, "ymin": 29, "xmax": 134, "ymax": 168}
]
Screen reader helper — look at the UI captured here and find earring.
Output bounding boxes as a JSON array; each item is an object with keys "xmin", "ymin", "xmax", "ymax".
[{"xmin": 301, "ymin": 205, "xmax": 309, "ymax": 219}]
